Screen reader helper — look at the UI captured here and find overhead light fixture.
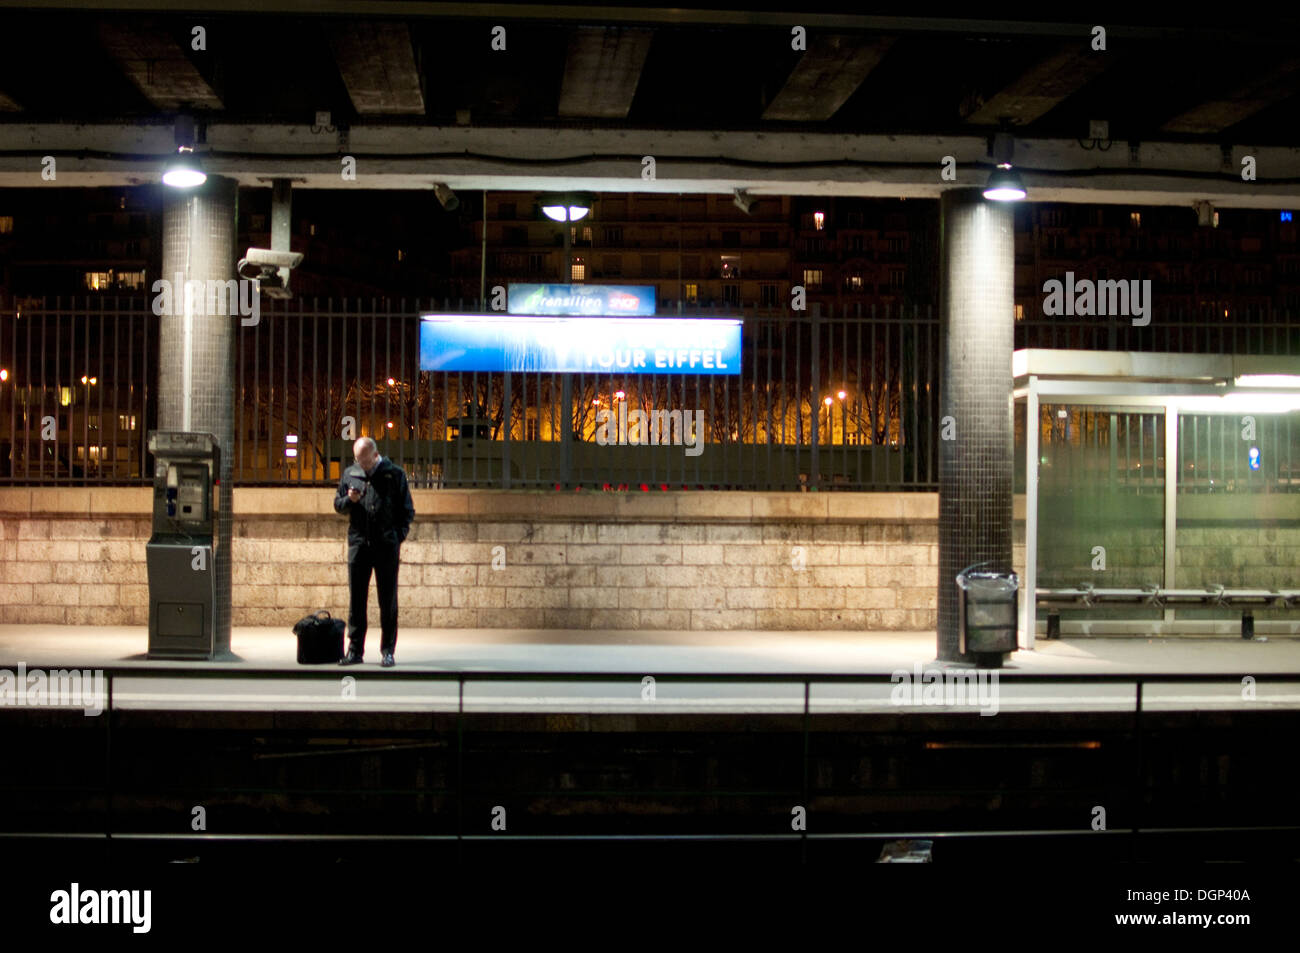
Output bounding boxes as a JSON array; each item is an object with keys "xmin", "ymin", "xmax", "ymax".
[
  {"xmin": 1235, "ymin": 374, "xmax": 1300, "ymax": 388},
  {"xmin": 983, "ymin": 130, "xmax": 1026, "ymax": 201},
  {"xmin": 733, "ymin": 189, "xmax": 755, "ymax": 214},
  {"xmin": 433, "ymin": 183, "xmax": 459, "ymax": 211},
  {"xmin": 162, "ymin": 146, "xmax": 206, "ymax": 188},
  {"xmin": 163, "ymin": 115, "xmax": 206, "ymax": 188},
  {"xmin": 541, "ymin": 192, "xmax": 593, "ymax": 222},
  {"xmin": 983, "ymin": 164, "xmax": 1026, "ymax": 202},
  {"xmin": 1176, "ymin": 393, "xmax": 1300, "ymax": 414}
]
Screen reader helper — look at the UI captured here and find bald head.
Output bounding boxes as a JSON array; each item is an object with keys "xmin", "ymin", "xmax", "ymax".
[{"xmin": 353, "ymin": 436, "xmax": 378, "ymax": 472}]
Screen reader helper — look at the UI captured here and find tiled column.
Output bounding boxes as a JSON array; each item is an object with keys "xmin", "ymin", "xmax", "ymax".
[
  {"xmin": 159, "ymin": 176, "xmax": 237, "ymax": 657},
  {"xmin": 937, "ymin": 188, "xmax": 1015, "ymax": 664}
]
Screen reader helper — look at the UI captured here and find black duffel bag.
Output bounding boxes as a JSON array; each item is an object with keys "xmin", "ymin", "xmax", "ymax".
[{"xmin": 292, "ymin": 610, "xmax": 345, "ymax": 664}]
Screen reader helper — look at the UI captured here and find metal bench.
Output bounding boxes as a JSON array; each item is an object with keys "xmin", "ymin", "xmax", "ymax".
[{"xmin": 1036, "ymin": 584, "xmax": 1300, "ymax": 639}]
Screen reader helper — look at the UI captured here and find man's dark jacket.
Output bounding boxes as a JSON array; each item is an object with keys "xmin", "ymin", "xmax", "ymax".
[{"xmin": 333, "ymin": 457, "xmax": 415, "ymax": 556}]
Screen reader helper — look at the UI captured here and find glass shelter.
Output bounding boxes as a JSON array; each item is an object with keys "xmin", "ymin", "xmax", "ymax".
[{"xmin": 1014, "ymin": 350, "xmax": 1300, "ymax": 646}]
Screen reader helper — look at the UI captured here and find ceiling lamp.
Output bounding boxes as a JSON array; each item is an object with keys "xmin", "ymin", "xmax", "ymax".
[
  {"xmin": 162, "ymin": 145, "xmax": 206, "ymax": 188},
  {"xmin": 983, "ymin": 163, "xmax": 1026, "ymax": 202}
]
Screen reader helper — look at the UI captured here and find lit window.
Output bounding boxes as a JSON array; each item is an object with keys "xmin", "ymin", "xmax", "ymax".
[
  {"xmin": 803, "ymin": 269, "xmax": 823, "ymax": 288},
  {"xmin": 397, "ymin": 249, "xmax": 405, "ymax": 262},
  {"xmin": 1130, "ymin": 212, "xmax": 1141, "ymax": 228},
  {"xmin": 571, "ymin": 258, "xmax": 585, "ymax": 281},
  {"xmin": 117, "ymin": 270, "xmax": 146, "ymax": 290},
  {"xmin": 118, "ymin": 414, "xmax": 137, "ymax": 430},
  {"xmin": 813, "ymin": 211, "xmax": 825, "ymax": 230},
  {"xmin": 0, "ymin": 216, "xmax": 12, "ymax": 234},
  {"xmin": 684, "ymin": 282, "xmax": 699, "ymax": 302},
  {"xmin": 846, "ymin": 274, "xmax": 863, "ymax": 290},
  {"xmin": 1015, "ymin": 304, "xmax": 1025, "ymax": 320},
  {"xmin": 720, "ymin": 255, "xmax": 740, "ymax": 279}
]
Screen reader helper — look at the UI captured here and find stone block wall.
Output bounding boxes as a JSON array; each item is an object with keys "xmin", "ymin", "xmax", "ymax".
[{"xmin": 0, "ymin": 489, "xmax": 1034, "ymax": 631}]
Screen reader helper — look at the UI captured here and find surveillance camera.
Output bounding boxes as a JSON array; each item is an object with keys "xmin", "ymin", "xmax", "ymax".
[
  {"xmin": 433, "ymin": 183, "xmax": 459, "ymax": 211},
  {"xmin": 238, "ymin": 247, "xmax": 303, "ymax": 297},
  {"xmin": 241, "ymin": 248, "xmax": 303, "ymax": 269}
]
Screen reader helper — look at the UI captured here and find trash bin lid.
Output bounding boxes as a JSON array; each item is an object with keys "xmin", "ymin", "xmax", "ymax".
[{"xmin": 956, "ymin": 572, "xmax": 1018, "ymax": 595}]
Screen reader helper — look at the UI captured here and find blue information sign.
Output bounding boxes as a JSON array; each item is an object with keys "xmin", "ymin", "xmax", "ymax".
[
  {"xmin": 508, "ymin": 284, "xmax": 657, "ymax": 316},
  {"xmin": 419, "ymin": 315, "xmax": 742, "ymax": 375}
]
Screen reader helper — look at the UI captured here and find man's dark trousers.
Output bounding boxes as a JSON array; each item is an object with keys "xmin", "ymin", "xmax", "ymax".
[{"xmin": 347, "ymin": 541, "xmax": 401, "ymax": 656}]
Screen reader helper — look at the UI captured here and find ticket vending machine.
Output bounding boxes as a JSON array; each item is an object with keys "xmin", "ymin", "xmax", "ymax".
[{"xmin": 146, "ymin": 431, "xmax": 219, "ymax": 659}]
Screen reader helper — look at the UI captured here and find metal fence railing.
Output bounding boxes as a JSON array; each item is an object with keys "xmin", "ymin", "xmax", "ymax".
[{"xmin": 1, "ymin": 297, "xmax": 1296, "ymax": 490}]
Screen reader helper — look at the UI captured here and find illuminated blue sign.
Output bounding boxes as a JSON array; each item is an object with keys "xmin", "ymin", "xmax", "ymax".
[
  {"xmin": 1249, "ymin": 446, "xmax": 1261, "ymax": 470},
  {"xmin": 419, "ymin": 315, "xmax": 742, "ymax": 375},
  {"xmin": 1282, "ymin": 212, "xmax": 1293, "ymax": 223},
  {"xmin": 508, "ymin": 284, "xmax": 657, "ymax": 316}
]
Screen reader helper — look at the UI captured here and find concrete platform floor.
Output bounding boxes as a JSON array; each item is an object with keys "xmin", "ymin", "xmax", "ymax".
[{"xmin": 1, "ymin": 625, "xmax": 1298, "ymax": 713}]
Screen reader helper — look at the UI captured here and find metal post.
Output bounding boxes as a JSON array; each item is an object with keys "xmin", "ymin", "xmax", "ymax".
[
  {"xmin": 561, "ymin": 213, "xmax": 573, "ymax": 486},
  {"xmin": 479, "ymin": 190, "xmax": 487, "ymax": 311},
  {"xmin": 1022, "ymin": 376, "xmax": 1039, "ymax": 649},
  {"xmin": 1164, "ymin": 405, "xmax": 1178, "ymax": 624}
]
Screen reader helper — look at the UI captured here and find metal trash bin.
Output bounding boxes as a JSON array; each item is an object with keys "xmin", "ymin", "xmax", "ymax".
[{"xmin": 956, "ymin": 563, "xmax": 1019, "ymax": 658}]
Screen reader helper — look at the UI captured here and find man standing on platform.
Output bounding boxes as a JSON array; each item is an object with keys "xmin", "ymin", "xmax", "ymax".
[{"xmin": 333, "ymin": 436, "xmax": 414, "ymax": 667}]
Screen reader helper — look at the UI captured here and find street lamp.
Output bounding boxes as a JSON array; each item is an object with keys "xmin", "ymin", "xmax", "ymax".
[{"xmin": 541, "ymin": 193, "xmax": 593, "ymax": 223}]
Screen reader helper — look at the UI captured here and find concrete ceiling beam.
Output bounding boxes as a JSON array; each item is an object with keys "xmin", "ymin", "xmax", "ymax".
[
  {"xmin": 763, "ymin": 35, "xmax": 895, "ymax": 122},
  {"xmin": 326, "ymin": 21, "xmax": 426, "ymax": 116},
  {"xmin": 557, "ymin": 26, "xmax": 653, "ymax": 120}
]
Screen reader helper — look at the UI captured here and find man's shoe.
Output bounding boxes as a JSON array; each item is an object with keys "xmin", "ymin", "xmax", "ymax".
[
  {"xmin": 381, "ymin": 652, "xmax": 395, "ymax": 668},
  {"xmin": 339, "ymin": 650, "xmax": 363, "ymax": 666}
]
